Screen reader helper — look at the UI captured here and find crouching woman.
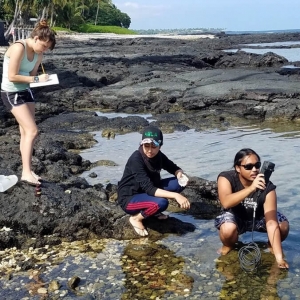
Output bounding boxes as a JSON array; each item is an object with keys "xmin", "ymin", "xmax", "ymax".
[{"xmin": 118, "ymin": 126, "xmax": 190, "ymax": 237}]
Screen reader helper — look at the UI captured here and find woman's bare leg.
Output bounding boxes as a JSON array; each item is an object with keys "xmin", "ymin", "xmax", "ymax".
[{"xmin": 11, "ymin": 102, "xmax": 40, "ymax": 184}]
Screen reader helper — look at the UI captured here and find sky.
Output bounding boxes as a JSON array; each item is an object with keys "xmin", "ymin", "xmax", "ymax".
[{"xmin": 115, "ymin": 0, "xmax": 300, "ymax": 31}]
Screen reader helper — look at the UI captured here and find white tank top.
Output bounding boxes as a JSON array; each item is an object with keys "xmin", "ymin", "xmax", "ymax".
[{"xmin": 1, "ymin": 40, "xmax": 38, "ymax": 92}]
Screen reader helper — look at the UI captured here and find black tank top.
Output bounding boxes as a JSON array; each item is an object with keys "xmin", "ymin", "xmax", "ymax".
[{"xmin": 218, "ymin": 170, "xmax": 276, "ymax": 221}]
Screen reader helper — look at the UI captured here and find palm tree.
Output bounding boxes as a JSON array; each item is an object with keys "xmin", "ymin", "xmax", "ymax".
[
  {"xmin": 95, "ymin": 0, "xmax": 100, "ymax": 25},
  {"xmin": 49, "ymin": 0, "xmax": 68, "ymax": 27}
]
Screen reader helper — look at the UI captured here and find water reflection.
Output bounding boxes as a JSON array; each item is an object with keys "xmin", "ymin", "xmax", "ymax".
[
  {"xmin": 244, "ymin": 41, "xmax": 300, "ymax": 47},
  {"xmin": 216, "ymin": 248, "xmax": 288, "ymax": 299},
  {"xmin": 223, "ymin": 39, "xmax": 300, "ymax": 62},
  {"xmin": 223, "ymin": 48, "xmax": 300, "ymax": 62},
  {"xmin": 96, "ymin": 111, "xmax": 153, "ymax": 120},
  {"xmin": 121, "ymin": 240, "xmax": 194, "ymax": 299},
  {"xmin": 80, "ymin": 123, "xmax": 300, "ymax": 187}
]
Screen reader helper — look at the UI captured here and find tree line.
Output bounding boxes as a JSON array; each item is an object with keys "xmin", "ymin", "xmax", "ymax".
[{"xmin": 0, "ymin": 0, "xmax": 131, "ymax": 37}]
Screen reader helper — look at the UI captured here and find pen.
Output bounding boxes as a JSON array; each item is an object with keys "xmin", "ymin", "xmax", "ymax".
[{"xmin": 41, "ymin": 63, "xmax": 45, "ymax": 74}]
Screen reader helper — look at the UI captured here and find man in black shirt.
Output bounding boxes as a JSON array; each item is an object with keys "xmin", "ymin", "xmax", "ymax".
[{"xmin": 214, "ymin": 148, "xmax": 289, "ymax": 269}]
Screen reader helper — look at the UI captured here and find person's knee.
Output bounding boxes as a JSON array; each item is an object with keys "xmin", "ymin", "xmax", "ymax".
[
  {"xmin": 157, "ymin": 198, "xmax": 169, "ymax": 211},
  {"xmin": 25, "ymin": 126, "xmax": 38, "ymax": 139},
  {"xmin": 279, "ymin": 221, "xmax": 289, "ymax": 241},
  {"xmin": 220, "ymin": 222, "xmax": 238, "ymax": 240}
]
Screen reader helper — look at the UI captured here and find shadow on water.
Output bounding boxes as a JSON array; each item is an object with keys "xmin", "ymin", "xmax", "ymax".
[{"xmin": 144, "ymin": 216, "xmax": 196, "ymax": 235}]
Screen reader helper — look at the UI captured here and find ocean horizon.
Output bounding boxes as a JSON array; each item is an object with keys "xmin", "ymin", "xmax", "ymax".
[
  {"xmin": 225, "ymin": 28, "xmax": 300, "ymax": 35},
  {"xmin": 135, "ymin": 27, "xmax": 300, "ymax": 37}
]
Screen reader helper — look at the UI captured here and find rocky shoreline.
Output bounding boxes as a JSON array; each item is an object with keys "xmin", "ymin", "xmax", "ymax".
[{"xmin": 0, "ymin": 32, "xmax": 300, "ymax": 250}]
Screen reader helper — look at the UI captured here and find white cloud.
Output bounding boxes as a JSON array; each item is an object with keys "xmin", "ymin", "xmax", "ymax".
[
  {"xmin": 122, "ymin": 2, "xmax": 139, "ymax": 9},
  {"xmin": 116, "ymin": 2, "xmax": 168, "ymax": 19}
]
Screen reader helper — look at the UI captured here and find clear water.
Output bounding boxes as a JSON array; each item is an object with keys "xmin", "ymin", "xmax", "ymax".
[
  {"xmin": 79, "ymin": 120, "xmax": 300, "ymax": 299},
  {"xmin": 80, "ymin": 121, "xmax": 300, "ymax": 222},
  {"xmin": 223, "ymin": 40, "xmax": 300, "ymax": 62},
  {"xmin": 244, "ymin": 41, "xmax": 300, "ymax": 47},
  {"xmin": 225, "ymin": 29, "xmax": 300, "ymax": 35},
  {"xmin": 224, "ymin": 47, "xmax": 300, "ymax": 62},
  {"xmin": 1, "ymin": 117, "xmax": 300, "ymax": 299}
]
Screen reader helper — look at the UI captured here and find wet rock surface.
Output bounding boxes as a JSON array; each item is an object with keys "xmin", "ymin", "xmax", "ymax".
[{"xmin": 0, "ymin": 32, "xmax": 299, "ymax": 248}]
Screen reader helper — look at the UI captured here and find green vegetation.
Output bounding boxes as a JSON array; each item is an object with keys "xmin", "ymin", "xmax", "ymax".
[
  {"xmin": 77, "ymin": 24, "xmax": 136, "ymax": 34},
  {"xmin": 0, "ymin": 0, "xmax": 132, "ymax": 37},
  {"xmin": 52, "ymin": 27, "xmax": 73, "ymax": 33}
]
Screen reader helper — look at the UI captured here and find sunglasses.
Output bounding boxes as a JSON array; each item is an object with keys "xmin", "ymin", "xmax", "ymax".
[
  {"xmin": 143, "ymin": 143, "xmax": 158, "ymax": 149},
  {"xmin": 240, "ymin": 161, "xmax": 261, "ymax": 170}
]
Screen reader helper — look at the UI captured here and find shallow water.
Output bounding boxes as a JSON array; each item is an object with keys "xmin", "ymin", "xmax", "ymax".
[
  {"xmin": 1, "ymin": 117, "xmax": 300, "ymax": 299},
  {"xmin": 224, "ymin": 47, "xmax": 300, "ymax": 62},
  {"xmin": 79, "ymin": 119, "xmax": 300, "ymax": 298},
  {"xmin": 245, "ymin": 41, "xmax": 300, "ymax": 47},
  {"xmin": 223, "ymin": 40, "xmax": 300, "ymax": 62}
]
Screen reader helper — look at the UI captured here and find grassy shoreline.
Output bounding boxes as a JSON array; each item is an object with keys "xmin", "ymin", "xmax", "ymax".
[{"xmin": 53, "ymin": 24, "xmax": 136, "ymax": 35}]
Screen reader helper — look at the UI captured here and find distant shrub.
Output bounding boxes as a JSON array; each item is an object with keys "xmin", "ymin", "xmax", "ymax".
[
  {"xmin": 70, "ymin": 15, "xmax": 85, "ymax": 32},
  {"xmin": 52, "ymin": 27, "xmax": 73, "ymax": 33},
  {"xmin": 78, "ymin": 24, "xmax": 136, "ymax": 34}
]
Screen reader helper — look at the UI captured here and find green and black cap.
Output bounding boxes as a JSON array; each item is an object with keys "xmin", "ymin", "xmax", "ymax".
[{"xmin": 141, "ymin": 126, "xmax": 163, "ymax": 146}]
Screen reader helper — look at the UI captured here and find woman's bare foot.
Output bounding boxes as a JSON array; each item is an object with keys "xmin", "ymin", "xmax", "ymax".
[
  {"xmin": 21, "ymin": 172, "xmax": 41, "ymax": 185},
  {"xmin": 129, "ymin": 216, "xmax": 148, "ymax": 237},
  {"xmin": 217, "ymin": 245, "xmax": 233, "ymax": 255},
  {"xmin": 31, "ymin": 171, "xmax": 42, "ymax": 181}
]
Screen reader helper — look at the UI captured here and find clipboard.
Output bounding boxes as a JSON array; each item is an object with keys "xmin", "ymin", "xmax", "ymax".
[{"xmin": 30, "ymin": 74, "xmax": 59, "ymax": 88}]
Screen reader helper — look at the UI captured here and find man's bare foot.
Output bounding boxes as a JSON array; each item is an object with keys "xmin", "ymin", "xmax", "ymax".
[
  {"xmin": 129, "ymin": 217, "xmax": 148, "ymax": 237},
  {"xmin": 217, "ymin": 245, "xmax": 233, "ymax": 255}
]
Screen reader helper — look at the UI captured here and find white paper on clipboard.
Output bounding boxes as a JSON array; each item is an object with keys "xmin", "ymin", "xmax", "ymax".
[{"xmin": 30, "ymin": 74, "xmax": 59, "ymax": 88}]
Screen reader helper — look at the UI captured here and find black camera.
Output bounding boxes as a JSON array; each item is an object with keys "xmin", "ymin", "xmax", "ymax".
[{"xmin": 260, "ymin": 161, "xmax": 275, "ymax": 184}]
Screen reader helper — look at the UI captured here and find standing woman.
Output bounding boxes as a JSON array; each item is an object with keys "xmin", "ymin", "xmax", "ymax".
[
  {"xmin": 1, "ymin": 20, "xmax": 56, "ymax": 185},
  {"xmin": 118, "ymin": 126, "xmax": 190, "ymax": 237}
]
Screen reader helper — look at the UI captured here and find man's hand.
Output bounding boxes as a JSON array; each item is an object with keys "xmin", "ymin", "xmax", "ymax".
[
  {"xmin": 277, "ymin": 258, "xmax": 289, "ymax": 269},
  {"xmin": 251, "ymin": 173, "xmax": 266, "ymax": 191}
]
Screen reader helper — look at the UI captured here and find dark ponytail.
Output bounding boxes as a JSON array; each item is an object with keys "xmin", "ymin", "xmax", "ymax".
[{"xmin": 233, "ymin": 148, "xmax": 260, "ymax": 168}]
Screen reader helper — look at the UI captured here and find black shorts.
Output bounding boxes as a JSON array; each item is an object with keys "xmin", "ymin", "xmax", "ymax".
[{"xmin": 1, "ymin": 89, "xmax": 35, "ymax": 111}]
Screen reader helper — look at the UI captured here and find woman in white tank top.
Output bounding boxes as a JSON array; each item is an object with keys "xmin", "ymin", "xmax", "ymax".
[{"xmin": 1, "ymin": 20, "xmax": 56, "ymax": 185}]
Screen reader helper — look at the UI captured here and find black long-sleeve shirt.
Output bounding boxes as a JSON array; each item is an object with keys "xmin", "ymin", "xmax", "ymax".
[{"xmin": 117, "ymin": 150, "xmax": 181, "ymax": 210}]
